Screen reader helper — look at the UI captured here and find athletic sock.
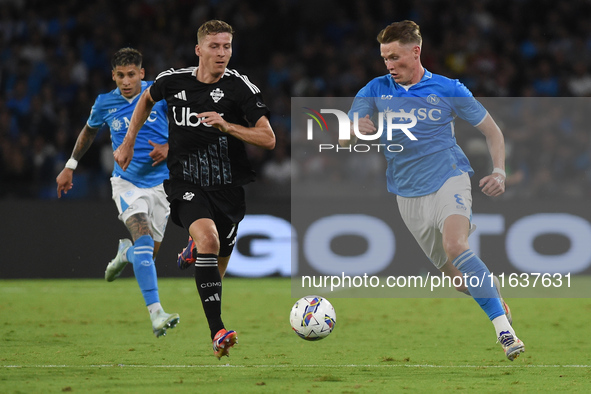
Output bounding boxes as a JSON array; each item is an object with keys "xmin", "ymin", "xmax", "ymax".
[
  {"xmin": 452, "ymin": 249, "xmax": 504, "ymax": 321},
  {"xmin": 194, "ymin": 253, "xmax": 224, "ymax": 339},
  {"xmin": 128, "ymin": 235, "xmax": 160, "ymax": 306},
  {"xmin": 492, "ymin": 315, "xmax": 516, "ymax": 338},
  {"xmin": 147, "ymin": 302, "xmax": 163, "ymax": 316}
]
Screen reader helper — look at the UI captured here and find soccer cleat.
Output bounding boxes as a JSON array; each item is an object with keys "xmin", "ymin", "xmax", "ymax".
[
  {"xmin": 498, "ymin": 331, "xmax": 525, "ymax": 361},
  {"xmin": 177, "ymin": 237, "xmax": 196, "ymax": 270},
  {"xmin": 493, "ymin": 276, "xmax": 512, "ymax": 325},
  {"xmin": 151, "ymin": 309, "xmax": 180, "ymax": 338},
  {"xmin": 105, "ymin": 239, "xmax": 133, "ymax": 282},
  {"xmin": 213, "ymin": 329, "xmax": 237, "ymax": 359}
]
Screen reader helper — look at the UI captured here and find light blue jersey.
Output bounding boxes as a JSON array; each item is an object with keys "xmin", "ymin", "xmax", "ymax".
[
  {"xmin": 87, "ymin": 81, "xmax": 169, "ymax": 188},
  {"xmin": 349, "ymin": 70, "xmax": 487, "ymax": 197}
]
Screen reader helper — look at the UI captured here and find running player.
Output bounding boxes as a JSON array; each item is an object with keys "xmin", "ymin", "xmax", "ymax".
[
  {"xmin": 341, "ymin": 20, "xmax": 524, "ymax": 361},
  {"xmin": 114, "ymin": 20, "xmax": 275, "ymax": 359},
  {"xmin": 56, "ymin": 48, "xmax": 179, "ymax": 338}
]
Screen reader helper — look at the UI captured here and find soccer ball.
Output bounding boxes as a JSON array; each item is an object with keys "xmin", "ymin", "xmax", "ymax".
[{"xmin": 289, "ymin": 296, "xmax": 336, "ymax": 341}]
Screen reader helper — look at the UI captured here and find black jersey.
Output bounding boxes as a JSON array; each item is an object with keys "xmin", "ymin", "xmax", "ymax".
[{"xmin": 150, "ymin": 67, "xmax": 270, "ymax": 190}]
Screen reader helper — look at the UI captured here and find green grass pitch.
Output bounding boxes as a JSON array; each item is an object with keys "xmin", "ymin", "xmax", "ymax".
[{"xmin": 1, "ymin": 278, "xmax": 591, "ymax": 393}]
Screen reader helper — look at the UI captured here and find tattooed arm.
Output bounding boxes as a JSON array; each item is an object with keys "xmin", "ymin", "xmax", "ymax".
[{"xmin": 56, "ymin": 124, "xmax": 99, "ymax": 198}]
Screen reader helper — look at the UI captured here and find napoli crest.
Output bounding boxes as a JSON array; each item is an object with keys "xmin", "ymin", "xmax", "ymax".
[{"xmin": 427, "ymin": 94, "xmax": 440, "ymax": 105}]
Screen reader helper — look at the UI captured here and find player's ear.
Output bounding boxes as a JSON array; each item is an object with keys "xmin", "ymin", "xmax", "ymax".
[
  {"xmin": 195, "ymin": 44, "xmax": 200, "ymax": 57},
  {"xmin": 414, "ymin": 45, "xmax": 421, "ymax": 59},
  {"xmin": 140, "ymin": 68, "xmax": 145, "ymax": 80},
  {"xmin": 111, "ymin": 69, "xmax": 116, "ymax": 81}
]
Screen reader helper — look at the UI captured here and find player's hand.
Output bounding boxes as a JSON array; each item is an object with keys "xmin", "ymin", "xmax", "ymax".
[
  {"xmin": 355, "ymin": 115, "xmax": 376, "ymax": 135},
  {"xmin": 113, "ymin": 142, "xmax": 134, "ymax": 171},
  {"xmin": 56, "ymin": 168, "xmax": 74, "ymax": 198},
  {"xmin": 149, "ymin": 140, "xmax": 168, "ymax": 166},
  {"xmin": 479, "ymin": 173, "xmax": 505, "ymax": 197},
  {"xmin": 198, "ymin": 111, "xmax": 230, "ymax": 133}
]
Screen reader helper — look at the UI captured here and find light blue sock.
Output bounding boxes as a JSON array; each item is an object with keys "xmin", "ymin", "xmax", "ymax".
[
  {"xmin": 127, "ymin": 235, "xmax": 160, "ymax": 306},
  {"xmin": 452, "ymin": 249, "xmax": 504, "ymax": 321}
]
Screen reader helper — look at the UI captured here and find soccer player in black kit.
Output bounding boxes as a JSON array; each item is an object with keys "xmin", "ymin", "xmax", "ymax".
[{"xmin": 114, "ymin": 20, "xmax": 275, "ymax": 359}]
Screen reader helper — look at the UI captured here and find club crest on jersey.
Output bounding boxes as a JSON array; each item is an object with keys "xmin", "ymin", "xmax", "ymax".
[
  {"xmin": 210, "ymin": 88, "xmax": 224, "ymax": 103},
  {"xmin": 427, "ymin": 94, "xmax": 440, "ymax": 105}
]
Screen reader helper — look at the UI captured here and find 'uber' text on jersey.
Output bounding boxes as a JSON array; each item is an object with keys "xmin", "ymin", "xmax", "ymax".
[{"xmin": 173, "ymin": 106, "xmax": 223, "ymax": 127}]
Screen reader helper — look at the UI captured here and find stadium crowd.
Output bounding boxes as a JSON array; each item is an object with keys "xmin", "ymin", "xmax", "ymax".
[{"xmin": 1, "ymin": 0, "xmax": 591, "ymax": 200}]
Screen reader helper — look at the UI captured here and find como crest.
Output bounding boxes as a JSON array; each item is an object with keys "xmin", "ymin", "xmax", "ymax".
[{"xmin": 210, "ymin": 88, "xmax": 224, "ymax": 103}]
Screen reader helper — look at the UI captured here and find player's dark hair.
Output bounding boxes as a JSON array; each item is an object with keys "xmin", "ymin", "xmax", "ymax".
[
  {"xmin": 377, "ymin": 20, "xmax": 422, "ymax": 47},
  {"xmin": 197, "ymin": 19, "xmax": 234, "ymax": 43},
  {"xmin": 111, "ymin": 48, "xmax": 142, "ymax": 69}
]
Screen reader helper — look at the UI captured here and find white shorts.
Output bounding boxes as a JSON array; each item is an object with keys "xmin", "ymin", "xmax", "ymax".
[
  {"xmin": 396, "ymin": 172, "xmax": 475, "ymax": 269},
  {"xmin": 110, "ymin": 177, "xmax": 170, "ymax": 242}
]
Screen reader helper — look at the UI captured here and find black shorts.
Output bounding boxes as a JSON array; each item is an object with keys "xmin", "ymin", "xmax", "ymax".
[{"xmin": 165, "ymin": 180, "xmax": 245, "ymax": 257}]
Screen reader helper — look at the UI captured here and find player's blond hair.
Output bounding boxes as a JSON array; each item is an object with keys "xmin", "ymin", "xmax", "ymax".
[
  {"xmin": 377, "ymin": 20, "xmax": 422, "ymax": 47},
  {"xmin": 197, "ymin": 20, "xmax": 234, "ymax": 43}
]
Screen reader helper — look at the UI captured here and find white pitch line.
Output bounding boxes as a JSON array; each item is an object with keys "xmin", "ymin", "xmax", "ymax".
[{"xmin": 2, "ymin": 364, "xmax": 590, "ymax": 369}]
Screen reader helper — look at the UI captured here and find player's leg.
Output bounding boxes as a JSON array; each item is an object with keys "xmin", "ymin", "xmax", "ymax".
[
  {"xmin": 105, "ymin": 177, "xmax": 136, "ymax": 282},
  {"xmin": 217, "ymin": 222, "xmax": 238, "ymax": 279},
  {"xmin": 150, "ymin": 182, "xmax": 170, "ymax": 261},
  {"xmin": 106, "ymin": 179, "xmax": 178, "ymax": 337},
  {"xmin": 439, "ymin": 174, "xmax": 523, "ymax": 360},
  {"xmin": 153, "ymin": 241, "xmax": 162, "ymax": 257},
  {"xmin": 177, "ymin": 193, "xmax": 239, "ymax": 281},
  {"xmin": 187, "ymin": 217, "xmax": 237, "ymax": 358},
  {"xmin": 218, "ymin": 256, "xmax": 230, "ymax": 278},
  {"xmin": 124, "ymin": 212, "xmax": 177, "ymax": 336},
  {"xmin": 178, "ymin": 238, "xmax": 230, "ymax": 278},
  {"xmin": 187, "ymin": 217, "xmax": 224, "ymax": 337},
  {"xmin": 442, "ymin": 214, "xmax": 523, "ymax": 360}
]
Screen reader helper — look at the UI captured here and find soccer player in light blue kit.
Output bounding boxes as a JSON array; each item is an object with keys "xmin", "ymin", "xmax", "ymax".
[
  {"xmin": 56, "ymin": 48, "xmax": 179, "ymax": 338},
  {"xmin": 342, "ymin": 21, "xmax": 525, "ymax": 360}
]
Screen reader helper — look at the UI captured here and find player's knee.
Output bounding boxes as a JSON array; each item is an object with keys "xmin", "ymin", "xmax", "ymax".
[
  {"xmin": 443, "ymin": 238, "xmax": 469, "ymax": 261},
  {"xmin": 193, "ymin": 232, "xmax": 220, "ymax": 254}
]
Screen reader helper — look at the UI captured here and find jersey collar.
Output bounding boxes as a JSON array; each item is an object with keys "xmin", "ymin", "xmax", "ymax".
[
  {"xmin": 390, "ymin": 68, "xmax": 433, "ymax": 89},
  {"xmin": 192, "ymin": 67, "xmax": 229, "ymax": 82}
]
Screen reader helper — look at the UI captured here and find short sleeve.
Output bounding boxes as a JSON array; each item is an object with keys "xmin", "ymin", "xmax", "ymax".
[
  {"xmin": 236, "ymin": 78, "xmax": 270, "ymax": 125},
  {"xmin": 86, "ymin": 97, "xmax": 104, "ymax": 129},
  {"xmin": 348, "ymin": 83, "xmax": 375, "ymax": 120},
  {"xmin": 150, "ymin": 71, "xmax": 170, "ymax": 102},
  {"xmin": 451, "ymin": 80, "xmax": 487, "ymax": 126}
]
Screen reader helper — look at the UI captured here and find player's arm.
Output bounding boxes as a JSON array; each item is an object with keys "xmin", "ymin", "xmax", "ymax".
[
  {"xmin": 148, "ymin": 140, "xmax": 168, "ymax": 166},
  {"xmin": 114, "ymin": 87, "xmax": 156, "ymax": 170},
  {"xmin": 341, "ymin": 93, "xmax": 375, "ymax": 147},
  {"xmin": 56, "ymin": 123, "xmax": 99, "ymax": 198},
  {"xmin": 339, "ymin": 115, "xmax": 376, "ymax": 147},
  {"xmin": 476, "ymin": 112, "xmax": 506, "ymax": 197},
  {"xmin": 199, "ymin": 112, "xmax": 276, "ymax": 150}
]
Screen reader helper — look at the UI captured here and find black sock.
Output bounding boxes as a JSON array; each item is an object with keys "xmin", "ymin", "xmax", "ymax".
[{"xmin": 194, "ymin": 253, "xmax": 224, "ymax": 339}]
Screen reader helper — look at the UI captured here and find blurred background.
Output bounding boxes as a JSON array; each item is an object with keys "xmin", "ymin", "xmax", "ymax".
[
  {"xmin": 2, "ymin": 0, "xmax": 591, "ymax": 280},
  {"xmin": 1, "ymin": 0, "xmax": 591, "ymax": 201}
]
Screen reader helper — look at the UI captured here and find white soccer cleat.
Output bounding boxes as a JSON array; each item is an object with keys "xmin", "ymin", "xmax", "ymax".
[
  {"xmin": 498, "ymin": 331, "xmax": 525, "ymax": 361},
  {"xmin": 493, "ymin": 275, "xmax": 512, "ymax": 325},
  {"xmin": 105, "ymin": 239, "xmax": 133, "ymax": 282},
  {"xmin": 151, "ymin": 309, "xmax": 180, "ymax": 338}
]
